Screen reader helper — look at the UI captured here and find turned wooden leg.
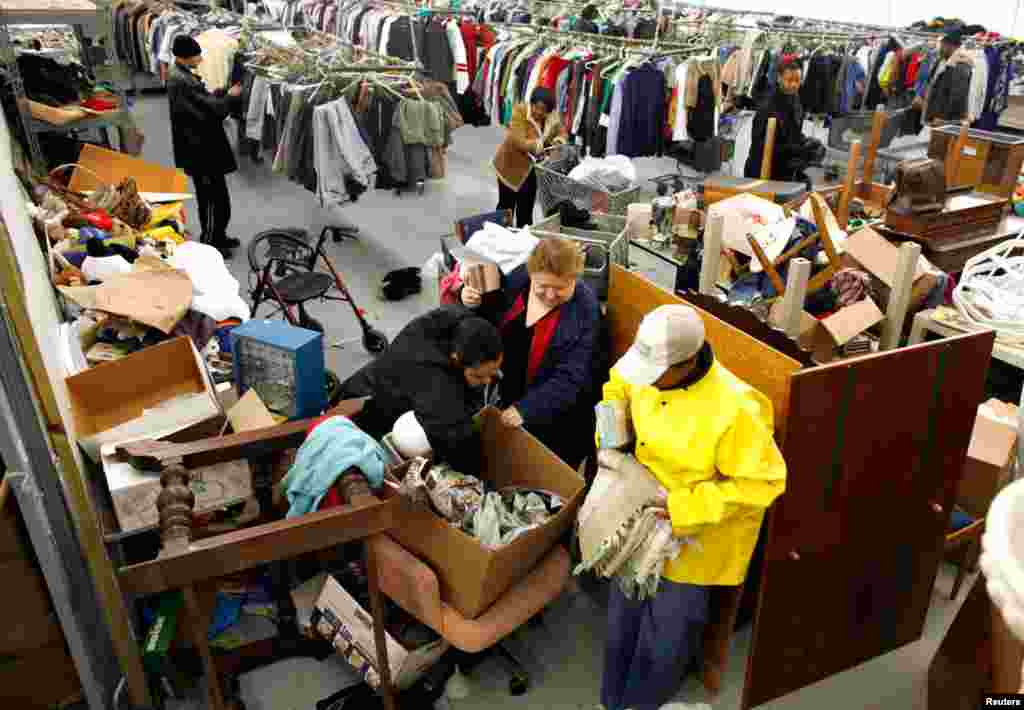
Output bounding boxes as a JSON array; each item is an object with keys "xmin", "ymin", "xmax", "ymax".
[
  {"xmin": 364, "ymin": 538, "xmax": 396, "ymax": 710},
  {"xmin": 156, "ymin": 465, "xmax": 195, "ymax": 556}
]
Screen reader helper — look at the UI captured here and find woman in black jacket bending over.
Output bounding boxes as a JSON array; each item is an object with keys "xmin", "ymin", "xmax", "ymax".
[
  {"xmin": 338, "ymin": 306, "xmax": 503, "ymax": 473},
  {"xmin": 745, "ymin": 58, "xmax": 824, "ymax": 185},
  {"xmin": 462, "ymin": 238, "xmax": 601, "ymax": 469}
]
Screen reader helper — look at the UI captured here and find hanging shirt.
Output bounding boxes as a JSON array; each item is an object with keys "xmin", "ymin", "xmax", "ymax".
[
  {"xmin": 672, "ymin": 62, "xmax": 690, "ymax": 142},
  {"xmin": 446, "ymin": 19, "xmax": 470, "ymax": 94}
]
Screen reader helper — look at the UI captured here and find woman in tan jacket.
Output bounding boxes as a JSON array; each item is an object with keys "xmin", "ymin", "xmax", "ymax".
[{"xmin": 493, "ymin": 88, "xmax": 568, "ymax": 227}]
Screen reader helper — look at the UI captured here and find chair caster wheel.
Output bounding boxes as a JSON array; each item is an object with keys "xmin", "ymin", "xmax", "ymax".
[
  {"xmin": 509, "ymin": 673, "xmax": 529, "ymax": 696},
  {"xmin": 416, "ymin": 180, "xmax": 425, "ymax": 195}
]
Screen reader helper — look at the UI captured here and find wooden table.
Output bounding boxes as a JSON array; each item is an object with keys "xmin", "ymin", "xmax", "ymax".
[
  {"xmin": 908, "ymin": 308, "xmax": 1024, "ymax": 371},
  {"xmin": 879, "ymin": 215, "xmax": 1024, "ymax": 274},
  {"xmin": 114, "ymin": 401, "xmax": 403, "ymax": 710}
]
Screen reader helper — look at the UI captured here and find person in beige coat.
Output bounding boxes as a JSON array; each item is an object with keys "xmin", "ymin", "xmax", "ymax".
[{"xmin": 492, "ymin": 87, "xmax": 567, "ymax": 227}]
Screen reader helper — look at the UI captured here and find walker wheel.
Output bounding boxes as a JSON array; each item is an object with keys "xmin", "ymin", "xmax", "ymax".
[
  {"xmin": 509, "ymin": 672, "xmax": 529, "ymax": 696},
  {"xmin": 363, "ymin": 328, "xmax": 388, "ymax": 354}
]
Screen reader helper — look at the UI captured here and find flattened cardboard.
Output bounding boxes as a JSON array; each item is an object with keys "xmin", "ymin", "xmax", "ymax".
[
  {"xmin": 819, "ymin": 299, "xmax": 885, "ymax": 346},
  {"xmin": 69, "ymin": 144, "xmax": 188, "ymax": 194},
  {"xmin": 93, "ymin": 269, "xmax": 193, "ymax": 334},
  {"xmin": 65, "ymin": 336, "xmax": 221, "ymax": 462},
  {"xmin": 300, "ymin": 573, "xmax": 449, "ymax": 690},
  {"xmin": 845, "ymin": 227, "xmax": 926, "ymax": 289},
  {"xmin": 390, "ymin": 407, "xmax": 585, "ymax": 619},
  {"xmin": 227, "ymin": 389, "xmax": 277, "ymax": 433}
]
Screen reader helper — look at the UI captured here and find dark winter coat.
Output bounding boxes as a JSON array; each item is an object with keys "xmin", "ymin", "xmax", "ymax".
[
  {"xmin": 745, "ymin": 90, "xmax": 815, "ymax": 182},
  {"xmin": 166, "ymin": 63, "xmax": 238, "ymax": 176},
  {"xmin": 337, "ymin": 305, "xmax": 488, "ymax": 473},
  {"xmin": 924, "ymin": 51, "xmax": 974, "ymax": 124}
]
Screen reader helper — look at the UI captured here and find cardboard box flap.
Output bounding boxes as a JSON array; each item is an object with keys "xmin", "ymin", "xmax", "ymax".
[
  {"xmin": 968, "ymin": 405, "xmax": 1018, "ymax": 468},
  {"xmin": 820, "ymin": 299, "xmax": 886, "ymax": 346},
  {"xmin": 846, "ymin": 227, "xmax": 926, "ymax": 289}
]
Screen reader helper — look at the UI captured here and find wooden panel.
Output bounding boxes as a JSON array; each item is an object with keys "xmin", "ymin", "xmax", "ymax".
[
  {"xmin": 0, "ymin": 223, "xmax": 62, "ymax": 429},
  {"xmin": 743, "ymin": 331, "xmax": 994, "ymax": 709},
  {"xmin": 118, "ymin": 496, "xmax": 401, "ymax": 596},
  {"xmin": 608, "ymin": 266, "xmax": 800, "ymax": 433},
  {"xmin": 0, "ymin": 641, "xmax": 82, "ymax": 710}
]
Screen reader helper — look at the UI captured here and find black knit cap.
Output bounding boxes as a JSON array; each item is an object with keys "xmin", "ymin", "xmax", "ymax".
[
  {"xmin": 172, "ymin": 35, "xmax": 202, "ymax": 59},
  {"xmin": 530, "ymin": 87, "xmax": 556, "ymax": 112}
]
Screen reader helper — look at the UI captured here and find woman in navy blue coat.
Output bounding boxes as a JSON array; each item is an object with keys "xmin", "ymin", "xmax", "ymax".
[{"xmin": 462, "ymin": 238, "xmax": 602, "ymax": 469}]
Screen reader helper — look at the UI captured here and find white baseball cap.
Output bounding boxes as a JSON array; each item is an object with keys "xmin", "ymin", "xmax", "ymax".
[{"xmin": 613, "ymin": 305, "xmax": 706, "ymax": 387}]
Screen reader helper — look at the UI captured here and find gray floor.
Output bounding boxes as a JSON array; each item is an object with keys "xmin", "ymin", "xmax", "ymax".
[{"xmin": 127, "ymin": 93, "xmax": 970, "ymax": 710}]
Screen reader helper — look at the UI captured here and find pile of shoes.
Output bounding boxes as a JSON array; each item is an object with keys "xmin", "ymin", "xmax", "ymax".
[{"xmin": 381, "ymin": 267, "xmax": 422, "ymax": 301}]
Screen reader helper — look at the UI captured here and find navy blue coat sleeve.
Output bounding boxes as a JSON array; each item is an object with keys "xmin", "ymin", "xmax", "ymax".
[{"xmin": 515, "ymin": 284, "xmax": 600, "ymax": 429}]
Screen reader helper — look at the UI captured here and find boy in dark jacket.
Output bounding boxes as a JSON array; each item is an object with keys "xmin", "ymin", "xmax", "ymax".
[
  {"xmin": 917, "ymin": 32, "xmax": 973, "ymax": 126},
  {"xmin": 166, "ymin": 35, "xmax": 242, "ymax": 257},
  {"xmin": 744, "ymin": 58, "xmax": 824, "ymax": 186}
]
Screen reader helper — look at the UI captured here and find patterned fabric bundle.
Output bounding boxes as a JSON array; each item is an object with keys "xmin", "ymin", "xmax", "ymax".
[
  {"xmin": 831, "ymin": 268, "xmax": 874, "ymax": 308},
  {"xmin": 574, "ymin": 450, "xmax": 690, "ymax": 600}
]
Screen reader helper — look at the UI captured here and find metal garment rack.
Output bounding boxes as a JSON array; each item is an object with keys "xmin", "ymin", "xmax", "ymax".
[{"xmin": 0, "ymin": 0, "xmax": 139, "ymax": 172}]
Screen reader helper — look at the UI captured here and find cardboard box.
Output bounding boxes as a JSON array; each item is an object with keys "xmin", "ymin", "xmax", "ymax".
[
  {"xmin": 390, "ymin": 407, "xmax": 586, "ymax": 619},
  {"xmin": 959, "ymin": 399, "xmax": 1019, "ymax": 518},
  {"xmin": 65, "ymin": 336, "xmax": 222, "ymax": 462},
  {"xmin": 295, "ymin": 574, "xmax": 448, "ymax": 690},
  {"xmin": 69, "ymin": 144, "xmax": 188, "ymax": 194}
]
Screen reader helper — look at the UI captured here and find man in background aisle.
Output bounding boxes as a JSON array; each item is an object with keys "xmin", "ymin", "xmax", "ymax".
[
  {"xmin": 915, "ymin": 32, "xmax": 973, "ymax": 127},
  {"xmin": 167, "ymin": 35, "xmax": 242, "ymax": 257}
]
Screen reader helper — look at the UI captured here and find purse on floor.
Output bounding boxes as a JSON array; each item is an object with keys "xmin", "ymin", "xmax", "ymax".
[{"xmin": 887, "ymin": 158, "xmax": 947, "ymax": 215}]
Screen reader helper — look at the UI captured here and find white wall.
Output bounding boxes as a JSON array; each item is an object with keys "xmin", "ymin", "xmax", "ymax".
[{"xmin": 690, "ymin": 0, "xmax": 1023, "ymax": 36}]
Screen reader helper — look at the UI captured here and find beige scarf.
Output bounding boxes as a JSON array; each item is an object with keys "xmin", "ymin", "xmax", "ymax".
[{"xmin": 575, "ymin": 450, "xmax": 688, "ymax": 599}]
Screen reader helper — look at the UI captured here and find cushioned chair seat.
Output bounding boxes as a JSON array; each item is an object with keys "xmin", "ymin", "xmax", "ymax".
[{"xmin": 368, "ymin": 534, "xmax": 570, "ymax": 653}]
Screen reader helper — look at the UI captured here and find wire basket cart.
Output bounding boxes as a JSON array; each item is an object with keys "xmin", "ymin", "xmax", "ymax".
[{"xmin": 534, "ymin": 145, "xmax": 642, "ymax": 216}]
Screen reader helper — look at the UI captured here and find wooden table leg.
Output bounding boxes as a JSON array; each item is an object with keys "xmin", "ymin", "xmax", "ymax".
[
  {"xmin": 364, "ymin": 539, "xmax": 397, "ymax": 710},
  {"xmin": 183, "ymin": 584, "xmax": 227, "ymax": 710}
]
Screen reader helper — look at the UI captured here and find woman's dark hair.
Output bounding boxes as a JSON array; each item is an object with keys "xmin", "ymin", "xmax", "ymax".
[
  {"xmin": 452, "ymin": 316, "xmax": 503, "ymax": 368},
  {"xmin": 530, "ymin": 87, "xmax": 556, "ymax": 113}
]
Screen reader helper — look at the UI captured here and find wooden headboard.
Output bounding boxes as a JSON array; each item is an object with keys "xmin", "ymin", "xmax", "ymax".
[{"xmin": 607, "ymin": 265, "xmax": 800, "ymax": 435}]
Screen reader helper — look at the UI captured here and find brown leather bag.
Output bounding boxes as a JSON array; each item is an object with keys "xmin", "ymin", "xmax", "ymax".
[{"xmin": 887, "ymin": 158, "xmax": 946, "ymax": 215}]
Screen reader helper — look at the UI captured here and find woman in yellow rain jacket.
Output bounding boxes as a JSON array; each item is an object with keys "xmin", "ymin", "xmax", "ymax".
[{"xmin": 595, "ymin": 304, "xmax": 787, "ymax": 710}]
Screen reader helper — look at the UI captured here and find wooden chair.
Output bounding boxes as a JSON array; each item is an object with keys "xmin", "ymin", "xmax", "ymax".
[{"xmin": 745, "ymin": 193, "xmax": 842, "ymax": 297}]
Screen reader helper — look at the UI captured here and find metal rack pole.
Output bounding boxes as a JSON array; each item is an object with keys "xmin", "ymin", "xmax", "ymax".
[{"xmin": 0, "ymin": 10, "xmax": 45, "ymax": 171}]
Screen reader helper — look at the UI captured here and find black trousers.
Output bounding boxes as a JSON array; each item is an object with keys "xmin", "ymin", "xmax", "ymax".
[
  {"xmin": 192, "ymin": 172, "xmax": 232, "ymax": 244},
  {"xmin": 497, "ymin": 169, "xmax": 538, "ymax": 228}
]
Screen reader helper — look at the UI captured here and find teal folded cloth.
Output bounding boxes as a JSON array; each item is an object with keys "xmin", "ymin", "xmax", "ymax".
[{"xmin": 281, "ymin": 416, "xmax": 387, "ymax": 517}]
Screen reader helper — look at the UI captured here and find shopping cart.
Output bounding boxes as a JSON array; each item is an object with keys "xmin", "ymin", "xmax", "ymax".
[{"xmin": 533, "ymin": 145, "xmax": 642, "ymax": 216}]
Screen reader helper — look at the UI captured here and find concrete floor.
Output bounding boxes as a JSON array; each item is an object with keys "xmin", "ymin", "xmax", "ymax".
[{"xmin": 126, "ymin": 93, "xmax": 970, "ymax": 710}]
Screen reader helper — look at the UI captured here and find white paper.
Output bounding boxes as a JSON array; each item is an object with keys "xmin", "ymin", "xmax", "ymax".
[
  {"xmin": 748, "ymin": 217, "xmax": 795, "ymax": 273},
  {"xmin": 82, "ymin": 255, "xmax": 132, "ymax": 282}
]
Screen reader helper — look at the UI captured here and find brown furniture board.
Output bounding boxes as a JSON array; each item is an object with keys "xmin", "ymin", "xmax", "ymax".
[
  {"xmin": 743, "ymin": 331, "xmax": 995, "ymax": 709},
  {"xmin": 608, "ymin": 265, "xmax": 800, "ymax": 435},
  {"xmin": 929, "ymin": 127, "xmax": 1024, "ymax": 198}
]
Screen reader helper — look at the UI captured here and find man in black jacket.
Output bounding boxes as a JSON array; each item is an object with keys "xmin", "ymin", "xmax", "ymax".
[
  {"xmin": 916, "ymin": 32, "xmax": 973, "ymax": 127},
  {"xmin": 167, "ymin": 36, "xmax": 242, "ymax": 257},
  {"xmin": 744, "ymin": 58, "xmax": 824, "ymax": 186},
  {"xmin": 338, "ymin": 306, "xmax": 504, "ymax": 473}
]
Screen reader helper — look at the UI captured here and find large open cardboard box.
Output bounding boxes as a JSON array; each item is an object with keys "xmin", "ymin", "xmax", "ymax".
[
  {"xmin": 389, "ymin": 407, "xmax": 585, "ymax": 619},
  {"xmin": 65, "ymin": 336, "xmax": 221, "ymax": 462}
]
